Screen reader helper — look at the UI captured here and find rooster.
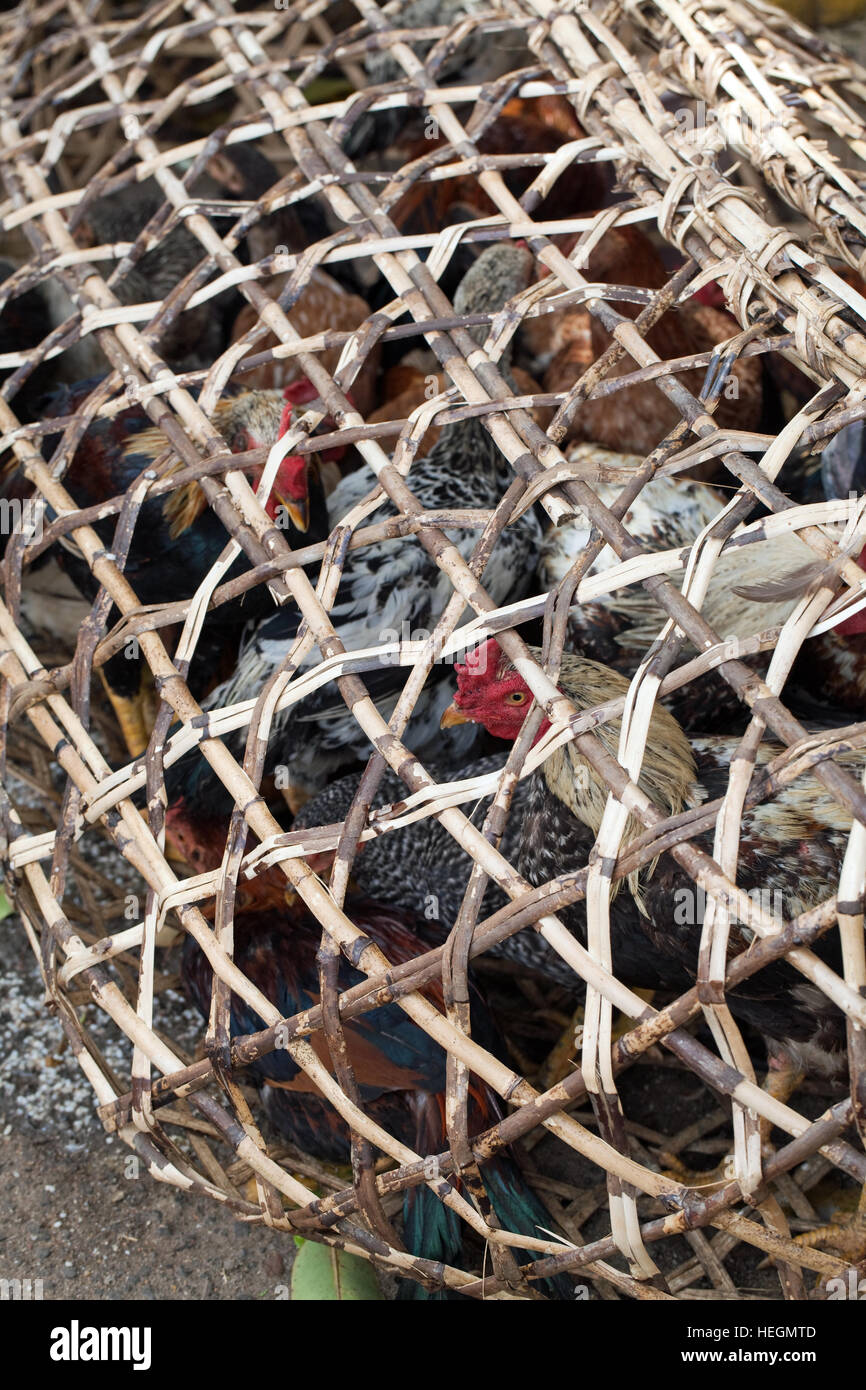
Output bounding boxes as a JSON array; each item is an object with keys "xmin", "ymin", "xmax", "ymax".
[
  {"xmin": 174, "ymin": 815, "xmax": 571, "ymax": 1299},
  {"xmin": 7, "ymin": 379, "xmax": 325, "ymax": 754},
  {"xmin": 441, "ymin": 639, "xmax": 861, "ymax": 1091},
  {"xmin": 170, "ymin": 244, "xmax": 543, "ymax": 811}
]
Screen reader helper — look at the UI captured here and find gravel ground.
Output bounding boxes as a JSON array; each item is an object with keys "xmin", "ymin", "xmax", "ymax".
[
  {"xmin": 0, "ymin": 1126, "xmax": 293, "ymax": 1302},
  {"xmin": 0, "ymin": 908, "xmax": 299, "ymax": 1301}
]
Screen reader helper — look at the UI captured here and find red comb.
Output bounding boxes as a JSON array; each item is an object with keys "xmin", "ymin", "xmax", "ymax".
[
  {"xmin": 280, "ymin": 379, "xmax": 354, "ymax": 462},
  {"xmin": 283, "ymin": 378, "xmax": 319, "ymax": 406},
  {"xmin": 455, "ymin": 638, "xmax": 498, "ymax": 687}
]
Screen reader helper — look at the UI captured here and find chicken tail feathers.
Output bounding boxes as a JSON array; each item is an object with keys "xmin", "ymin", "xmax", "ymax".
[
  {"xmin": 482, "ymin": 1156, "xmax": 573, "ymax": 1301},
  {"xmin": 397, "ymin": 1090, "xmax": 463, "ymax": 1300},
  {"xmin": 398, "ymin": 1089, "xmax": 571, "ymax": 1300},
  {"xmin": 398, "ymin": 1182, "xmax": 464, "ymax": 1301}
]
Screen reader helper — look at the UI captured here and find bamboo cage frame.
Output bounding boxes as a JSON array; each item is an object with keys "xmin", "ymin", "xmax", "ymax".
[{"xmin": 0, "ymin": 0, "xmax": 865, "ymax": 1299}]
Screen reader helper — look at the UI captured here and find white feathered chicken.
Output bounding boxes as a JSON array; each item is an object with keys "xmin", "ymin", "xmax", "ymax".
[{"xmin": 538, "ymin": 445, "xmax": 814, "ymax": 727}]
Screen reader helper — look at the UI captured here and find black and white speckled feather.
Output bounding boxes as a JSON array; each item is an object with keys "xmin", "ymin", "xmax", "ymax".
[
  {"xmin": 292, "ymin": 752, "xmax": 579, "ymax": 986},
  {"xmin": 448, "ymin": 643, "xmax": 864, "ymax": 1070},
  {"xmin": 538, "ymin": 457, "xmax": 812, "ymax": 727},
  {"xmin": 519, "ymin": 707, "xmax": 862, "ymax": 1072},
  {"xmin": 176, "ymin": 247, "xmax": 542, "ymax": 809}
]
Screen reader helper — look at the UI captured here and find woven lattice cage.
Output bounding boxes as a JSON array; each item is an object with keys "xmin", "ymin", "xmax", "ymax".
[{"xmin": 2, "ymin": 0, "xmax": 866, "ymax": 1301}]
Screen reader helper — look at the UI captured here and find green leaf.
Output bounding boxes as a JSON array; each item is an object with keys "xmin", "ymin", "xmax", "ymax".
[
  {"xmin": 290, "ymin": 1240, "xmax": 383, "ymax": 1301},
  {"xmin": 0, "ymin": 887, "xmax": 14, "ymax": 921}
]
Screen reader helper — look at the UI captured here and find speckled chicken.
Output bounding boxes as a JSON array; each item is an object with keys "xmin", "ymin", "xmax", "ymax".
[
  {"xmin": 442, "ymin": 639, "xmax": 861, "ymax": 1080},
  {"xmin": 289, "ymin": 754, "xmax": 524, "ymax": 923},
  {"xmin": 168, "ymin": 752, "xmax": 572, "ymax": 986},
  {"xmin": 537, "ymin": 449, "xmax": 813, "ymax": 728},
  {"xmin": 290, "ymin": 753, "xmax": 582, "ymax": 985},
  {"xmin": 171, "ymin": 245, "xmax": 543, "ymax": 810}
]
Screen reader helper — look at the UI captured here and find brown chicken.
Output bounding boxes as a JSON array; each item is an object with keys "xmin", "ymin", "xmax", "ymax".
[
  {"xmin": 390, "ymin": 98, "xmax": 609, "ymax": 251},
  {"xmin": 367, "ymin": 360, "xmax": 552, "ymax": 454},
  {"xmin": 230, "ymin": 267, "xmax": 380, "ymax": 418},
  {"xmin": 523, "ymin": 227, "xmax": 762, "ymax": 459}
]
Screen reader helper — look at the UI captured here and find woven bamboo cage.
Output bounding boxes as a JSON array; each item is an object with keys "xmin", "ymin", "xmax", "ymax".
[{"xmin": 2, "ymin": 0, "xmax": 866, "ymax": 1301}]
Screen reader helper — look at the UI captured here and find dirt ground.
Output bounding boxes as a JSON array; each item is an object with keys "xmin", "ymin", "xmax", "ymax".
[
  {"xmin": 0, "ymin": 1126, "xmax": 294, "ymax": 1302},
  {"xmin": 0, "ymin": 920, "xmax": 299, "ymax": 1301}
]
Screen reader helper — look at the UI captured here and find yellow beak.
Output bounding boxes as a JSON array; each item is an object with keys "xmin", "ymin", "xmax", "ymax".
[
  {"xmin": 440, "ymin": 702, "xmax": 470, "ymax": 729},
  {"xmin": 277, "ymin": 492, "xmax": 309, "ymax": 533}
]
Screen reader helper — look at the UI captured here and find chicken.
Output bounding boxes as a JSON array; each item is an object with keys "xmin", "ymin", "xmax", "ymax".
[
  {"xmin": 289, "ymin": 753, "xmax": 580, "ymax": 989},
  {"xmin": 368, "ymin": 362, "xmax": 551, "ymax": 456},
  {"xmin": 289, "ymin": 754, "xmax": 524, "ymax": 924},
  {"xmin": 170, "ymin": 244, "xmax": 543, "ymax": 811},
  {"xmin": 790, "ymin": 420, "xmax": 866, "ymax": 712},
  {"xmin": 206, "ymin": 141, "xmax": 380, "ymax": 411},
  {"xmin": 441, "ymin": 639, "xmax": 859, "ymax": 1086},
  {"xmin": 166, "ymin": 750, "xmax": 573, "ymax": 987},
  {"xmin": 229, "ymin": 266, "xmax": 380, "ymax": 416},
  {"xmin": 203, "ymin": 142, "xmax": 332, "ymax": 273},
  {"xmin": 57, "ymin": 145, "xmax": 333, "ymax": 386},
  {"xmin": 0, "ymin": 258, "xmax": 55, "ymax": 424},
  {"xmin": 341, "ymin": 0, "xmax": 528, "ymax": 160},
  {"xmin": 537, "ymin": 453, "xmax": 814, "ymax": 728},
  {"xmin": 522, "ymin": 227, "xmax": 762, "ymax": 460},
  {"xmin": 71, "ymin": 179, "xmax": 228, "ymax": 377},
  {"xmin": 392, "ymin": 103, "xmax": 609, "ymax": 247},
  {"xmin": 176, "ymin": 852, "xmax": 570, "ymax": 1298},
  {"xmin": 6, "ymin": 379, "xmax": 324, "ymax": 754}
]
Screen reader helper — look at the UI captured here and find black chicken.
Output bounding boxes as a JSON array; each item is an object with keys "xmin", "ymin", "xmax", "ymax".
[{"xmin": 173, "ymin": 812, "xmax": 571, "ymax": 1299}]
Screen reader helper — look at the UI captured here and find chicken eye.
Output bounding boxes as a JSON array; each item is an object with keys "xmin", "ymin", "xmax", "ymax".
[
  {"xmin": 506, "ymin": 690, "xmax": 527, "ymax": 704},
  {"xmin": 233, "ymin": 430, "xmax": 249, "ymax": 453}
]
